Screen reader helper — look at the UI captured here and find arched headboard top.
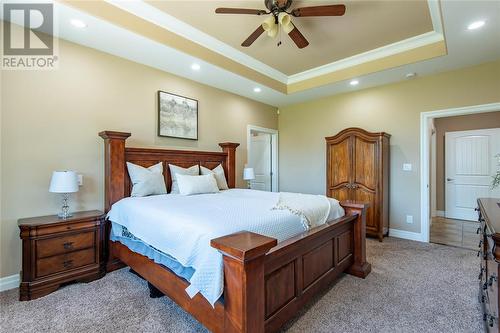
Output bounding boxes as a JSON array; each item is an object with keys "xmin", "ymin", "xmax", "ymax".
[{"xmin": 99, "ymin": 131, "xmax": 239, "ymax": 212}]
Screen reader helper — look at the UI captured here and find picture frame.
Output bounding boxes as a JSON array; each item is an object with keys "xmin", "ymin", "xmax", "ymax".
[{"xmin": 157, "ymin": 90, "xmax": 198, "ymax": 140}]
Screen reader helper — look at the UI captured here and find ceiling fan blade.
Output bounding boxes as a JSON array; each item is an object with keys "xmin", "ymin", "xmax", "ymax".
[
  {"xmin": 215, "ymin": 8, "xmax": 267, "ymax": 15},
  {"xmin": 288, "ymin": 25, "xmax": 309, "ymax": 49},
  {"xmin": 292, "ymin": 4, "xmax": 346, "ymax": 17},
  {"xmin": 241, "ymin": 25, "xmax": 265, "ymax": 47}
]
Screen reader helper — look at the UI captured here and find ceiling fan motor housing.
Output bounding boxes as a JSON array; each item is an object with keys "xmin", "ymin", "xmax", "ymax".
[{"xmin": 265, "ymin": 0, "xmax": 293, "ymax": 12}]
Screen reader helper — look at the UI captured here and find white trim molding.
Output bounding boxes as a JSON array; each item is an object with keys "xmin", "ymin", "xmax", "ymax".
[
  {"xmin": 106, "ymin": 0, "xmax": 444, "ymax": 86},
  {"xmin": 247, "ymin": 125, "xmax": 279, "ymax": 192},
  {"xmin": 287, "ymin": 31, "xmax": 444, "ymax": 84},
  {"xmin": 0, "ymin": 274, "xmax": 19, "ymax": 292},
  {"xmin": 389, "ymin": 228, "xmax": 425, "ymax": 242},
  {"xmin": 420, "ymin": 102, "xmax": 500, "ymax": 243}
]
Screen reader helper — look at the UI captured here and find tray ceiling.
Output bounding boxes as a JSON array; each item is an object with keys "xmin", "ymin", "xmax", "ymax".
[{"xmin": 147, "ymin": 0, "xmax": 434, "ymax": 76}]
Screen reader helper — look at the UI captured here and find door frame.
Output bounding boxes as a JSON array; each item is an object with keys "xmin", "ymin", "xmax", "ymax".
[
  {"xmin": 247, "ymin": 125, "xmax": 279, "ymax": 192},
  {"xmin": 420, "ymin": 102, "xmax": 500, "ymax": 242}
]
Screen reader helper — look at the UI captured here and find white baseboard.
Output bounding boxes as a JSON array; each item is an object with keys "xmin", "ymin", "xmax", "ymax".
[
  {"xmin": 435, "ymin": 210, "xmax": 445, "ymax": 217},
  {"xmin": 389, "ymin": 228, "xmax": 425, "ymax": 242},
  {"xmin": 0, "ymin": 274, "xmax": 19, "ymax": 292}
]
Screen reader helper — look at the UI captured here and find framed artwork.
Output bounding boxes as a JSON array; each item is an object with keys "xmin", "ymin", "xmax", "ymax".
[{"xmin": 158, "ymin": 90, "xmax": 198, "ymax": 140}]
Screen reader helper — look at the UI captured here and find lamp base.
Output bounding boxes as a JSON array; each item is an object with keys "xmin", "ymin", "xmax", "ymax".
[{"xmin": 57, "ymin": 212, "xmax": 73, "ymax": 219}]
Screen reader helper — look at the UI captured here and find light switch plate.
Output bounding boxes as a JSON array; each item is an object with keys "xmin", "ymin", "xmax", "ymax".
[
  {"xmin": 403, "ymin": 163, "xmax": 412, "ymax": 171},
  {"xmin": 406, "ymin": 215, "xmax": 413, "ymax": 224},
  {"xmin": 78, "ymin": 174, "xmax": 83, "ymax": 186}
]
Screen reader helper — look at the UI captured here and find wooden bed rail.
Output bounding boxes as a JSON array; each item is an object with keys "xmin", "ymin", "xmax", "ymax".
[{"xmin": 211, "ymin": 201, "xmax": 370, "ymax": 333}]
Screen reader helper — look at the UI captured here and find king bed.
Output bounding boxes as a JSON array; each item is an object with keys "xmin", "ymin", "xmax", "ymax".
[{"xmin": 99, "ymin": 131, "xmax": 371, "ymax": 333}]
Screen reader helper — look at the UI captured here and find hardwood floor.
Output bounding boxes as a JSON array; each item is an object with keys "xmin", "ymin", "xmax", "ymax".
[{"xmin": 430, "ymin": 216, "xmax": 480, "ymax": 250}]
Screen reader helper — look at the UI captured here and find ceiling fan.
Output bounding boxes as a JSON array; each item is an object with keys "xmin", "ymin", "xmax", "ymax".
[{"xmin": 215, "ymin": 0, "xmax": 346, "ymax": 49}]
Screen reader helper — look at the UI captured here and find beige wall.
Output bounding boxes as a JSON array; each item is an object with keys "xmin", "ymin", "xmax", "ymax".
[
  {"xmin": 434, "ymin": 112, "xmax": 500, "ymax": 211},
  {"xmin": 0, "ymin": 38, "xmax": 277, "ymax": 278},
  {"xmin": 278, "ymin": 60, "xmax": 500, "ymax": 234}
]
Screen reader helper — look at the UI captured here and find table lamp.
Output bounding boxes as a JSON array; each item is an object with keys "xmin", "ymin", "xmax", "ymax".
[
  {"xmin": 243, "ymin": 167, "xmax": 255, "ymax": 189},
  {"xmin": 49, "ymin": 171, "xmax": 79, "ymax": 219}
]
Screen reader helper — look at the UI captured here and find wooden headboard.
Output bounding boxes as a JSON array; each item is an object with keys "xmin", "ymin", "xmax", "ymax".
[{"xmin": 99, "ymin": 131, "xmax": 239, "ymax": 212}]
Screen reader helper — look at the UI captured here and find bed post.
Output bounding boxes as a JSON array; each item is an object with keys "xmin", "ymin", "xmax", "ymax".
[
  {"xmin": 340, "ymin": 201, "xmax": 372, "ymax": 278},
  {"xmin": 211, "ymin": 232, "xmax": 277, "ymax": 333},
  {"xmin": 99, "ymin": 131, "xmax": 131, "ymax": 212},
  {"xmin": 219, "ymin": 142, "xmax": 240, "ymax": 188},
  {"xmin": 99, "ymin": 131, "xmax": 130, "ymax": 272}
]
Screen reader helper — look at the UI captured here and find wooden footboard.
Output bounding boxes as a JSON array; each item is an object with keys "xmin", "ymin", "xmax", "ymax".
[{"xmin": 211, "ymin": 201, "xmax": 370, "ymax": 333}]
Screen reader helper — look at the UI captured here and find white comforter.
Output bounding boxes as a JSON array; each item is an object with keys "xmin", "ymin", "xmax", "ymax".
[{"xmin": 107, "ymin": 189, "xmax": 344, "ymax": 306}]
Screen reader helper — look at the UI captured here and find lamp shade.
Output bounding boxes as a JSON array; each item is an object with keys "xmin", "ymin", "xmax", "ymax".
[
  {"xmin": 243, "ymin": 167, "xmax": 255, "ymax": 181},
  {"xmin": 49, "ymin": 171, "xmax": 79, "ymax": 193}
]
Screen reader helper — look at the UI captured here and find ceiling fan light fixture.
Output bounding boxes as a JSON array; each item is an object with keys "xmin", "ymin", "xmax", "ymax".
[
  {"xmin": 278, "ymin": 12, "xmax": 291, "ymax": 26},
  {"xmin": 282, "ymin": 21, "xmax": 294, "ymax": 34},
  {"xmin": 262, "ymin": 16, "xmax": 276, "ymax": 31},
  {"xmin": 267, "ymin": 25, "xmax": 279, "ymax": 38}
]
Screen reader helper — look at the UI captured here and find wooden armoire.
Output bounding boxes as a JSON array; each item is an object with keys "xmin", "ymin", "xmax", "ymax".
[{"xmin": 326, "ymin": 128, "xmax": 390, "ymax": 241}]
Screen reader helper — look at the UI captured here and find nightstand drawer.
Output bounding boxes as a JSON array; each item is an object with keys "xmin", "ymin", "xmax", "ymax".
[
  {"xmin": 36, "ymin": 248, "xmax": 95, "ymax": 278},
  {"xmin": 37, "ymin": 232, "xmax": 95, "ymax": 259}
]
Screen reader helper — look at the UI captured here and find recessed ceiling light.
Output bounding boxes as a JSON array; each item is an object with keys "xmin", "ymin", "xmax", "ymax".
[
  {"xmin": 70, "ymin": 19, "xmax": 87, "ymax": 29},
  {"xmin": 405, "ymin": 72, "xmax": 417, "ymax": 79},
  {"xmin": 253, "ymin": 87, "xmax": 262, "ymax": 93},
  {"xmin": 191, "ymin": 63, "xmax": 201, "ymax": 71},
  {"xmin": 349, "ymin": 80, "xmax": 359, "ymax": 86},
  {"xmin": 468, "ymin": 20, "xmax": 485, "ymax": 30}
]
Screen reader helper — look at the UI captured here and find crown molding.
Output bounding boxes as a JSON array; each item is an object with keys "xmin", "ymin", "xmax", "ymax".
[
  {"xmin": 105, "ymin": 0, "xmax": 289, "ymax": 84},
  {"xmin": 104, "ymin": 0, "xmax": 445, "ymax": 90},
  {"xmin": 287, "ymin": 31, "xmax": 445, "ymax": 84}
]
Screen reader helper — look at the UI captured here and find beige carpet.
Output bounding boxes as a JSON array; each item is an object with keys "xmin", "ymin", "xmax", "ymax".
[{"xmin": 0, "ymin": 238, "xmax": 482, "ymax": 332}]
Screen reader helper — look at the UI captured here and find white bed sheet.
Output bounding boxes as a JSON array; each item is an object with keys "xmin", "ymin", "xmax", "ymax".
[{"xmin": 107, "ymin": 189, "xmax": 344, "ymax": 306}]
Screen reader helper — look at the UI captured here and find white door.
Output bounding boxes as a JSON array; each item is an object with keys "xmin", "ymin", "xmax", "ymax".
[
  {"xmin": 249, "ymin": 133, "xmax": 272, "ymax": 191},
  {"xmin": 445, "ymin": 128, "xmax": 500, "ymax": 221}
]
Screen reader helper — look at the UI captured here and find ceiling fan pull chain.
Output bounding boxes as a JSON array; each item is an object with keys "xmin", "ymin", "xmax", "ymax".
[{"xmin": 277, "ymin": 23, "xmax": 282, "ymax": 47}]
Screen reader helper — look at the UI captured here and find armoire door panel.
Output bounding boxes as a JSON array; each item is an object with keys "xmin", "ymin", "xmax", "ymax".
[
  {"xmin": 328, "ymin": 188, "xmax": 350, "ymax": 203},
  {"xmin": 328, "ymin": 139, "xmax": 351, "ymax": 188},
  {"xmin": 353, "ymin": 188, "xmax": 377, "ymax": 229},
  {"xmin": 354, "ymin": 137, "xmax": 377, "ymax": 191}
]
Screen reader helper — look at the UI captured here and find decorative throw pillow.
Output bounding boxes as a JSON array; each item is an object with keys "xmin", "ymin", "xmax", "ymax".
[
  {"xmin": 126, "ymin": 162, "xmax": 167, "ymax": 197},
  {"xmin": 176, "ymin": 174, "xmax": 219, "ymax": 196},
  {"xmin": 200, "ymin": 164, "xmax": 229, "ymax": 190},
  {"xmin": 169, "ymin": 164, "xmax": 200, "ymax": 194}
]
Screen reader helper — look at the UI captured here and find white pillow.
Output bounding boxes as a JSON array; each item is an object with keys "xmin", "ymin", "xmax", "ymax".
[
  {"xmin": 176, "ymin": 174, "xmax": 219, "ymax": 196},
  {"xmin": 200, "ymin": 164, "xmax": 229, "ymax": 190},
  {"xmin": 126, "ymin": 162, "xmax": 167, "ymax": 197},
  {"xmin": 169, "ymin": 164, "xmax": 200, "ymax": 194}
]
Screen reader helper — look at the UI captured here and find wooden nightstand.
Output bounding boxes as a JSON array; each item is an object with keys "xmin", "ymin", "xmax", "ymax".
[{"xmin": 18, "ymin": 210, "xmax": 106, "ymax": 301}]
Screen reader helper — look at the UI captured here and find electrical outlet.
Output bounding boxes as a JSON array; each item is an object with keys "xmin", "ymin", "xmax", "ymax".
[
  {"xmin": 403, "ymin": 163, "xmax": 412, "ymax": 171},
  {"xmin": 406, "ymin": 215, "xmax": 413, "ymax": 224},
  {"xmin": 78, "ymin": 174, "xmax": 83, "ymax": 186}
]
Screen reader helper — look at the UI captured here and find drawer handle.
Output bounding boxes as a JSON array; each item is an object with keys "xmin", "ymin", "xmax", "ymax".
[
  {"xmin": 63, "ymin": 242, "xmax": 74, "ymax": 250},
  {"xmin": 63, "ymin": 260, "xmax": 73, "ymax": 268}
]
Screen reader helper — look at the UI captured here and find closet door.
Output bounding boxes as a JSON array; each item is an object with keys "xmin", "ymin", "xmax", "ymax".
[
  {"xmin": 327, "ymin": 136, "xmax": 352, "ymax": 202},
  {"xmin": 352, "ymin": 136, "xmax": 378, "ymax": 232}
]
